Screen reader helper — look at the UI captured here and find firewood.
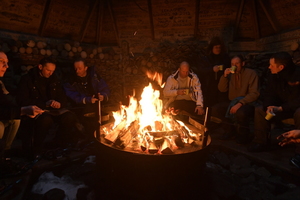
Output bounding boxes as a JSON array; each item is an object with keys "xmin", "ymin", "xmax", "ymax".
[
  {"xmin": 64, "ymin": 43, "xmax": 71, "ymax": 51},
  {"xmin": 19, "ymin": 47, "xmax": 26, "ymax": 54},
  {"xmin": 99, "ymin": 53, "xmax": 104, "ymax": 59},
  {"xmin": 104, "ymin": 121, "xmax": 126, "ymax": 143},
  {"xmin": 72, "ymin": 46, "xmax": 77, "ymax": 53},
  {"xmin": 161, "ymin": 138, "xmax": 173, "ymax": 154},
  {"xmin": 68, "ymin": 51, "xmax": 74, "ymax": 57},
  {"xmin": 37, "ymin": 41, "xmax": 46, "ymax": 49},
  {"xmin": 148, "ymin": 141, "xmax": 158, "ymax": 154},
  {"xmin": 46, "ymin": 49, "xmax": 52, "ymax": 56},
  {"xmin": 77, "ymin": 46, "xmax": 83, "ymax": 52},
  {"xmin": 81, "ymin": 51, "xmax": 87, "ymax": 58},
  {"xmin": 97, "ymin": 47, "xmax": 102, "ymax": 53},
  {"xmin": 27, "ymin": 40, "xmax": 35, "ymax": 48},
  {"xmin": 40, "ymin": 49, "xmax": 46, "ymax": 55},
  {"xmin": 25, "ymin": 47, "xmax": 32, "ymax": 54}
]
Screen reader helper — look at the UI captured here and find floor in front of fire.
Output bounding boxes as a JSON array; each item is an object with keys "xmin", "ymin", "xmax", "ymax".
[{"xmin": 1, "ymin": 118, "xmax": 300, "ymax": 200}]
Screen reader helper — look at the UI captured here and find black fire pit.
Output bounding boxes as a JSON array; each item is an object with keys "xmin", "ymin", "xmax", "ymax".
[{"xmin": 95, "ymin": 120, "xmax": 211, "ymax": 199}]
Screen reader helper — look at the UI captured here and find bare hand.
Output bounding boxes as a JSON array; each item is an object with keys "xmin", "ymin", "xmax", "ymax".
[
  {"xmin": 230, "ymin": 103, "xmax": 242, "ymax": 114},
  {"xmin": 98, "ymin": 93, "xmax": 104, "ymax": 101},
  {"xmin": 165, "ymin": 107, "xmax": 179, "ymax": 115},
  {"xmin": 277, "ymin": 130, "xmax": 300, "ymax": 146},
  {"xmin": 195, "ymin": 106, "xmax": 205, "ymax": 115},
  {"xmin": 21, "ymin": 105, "xmax": 44, "ymax": 118},
  {"xmin": 46, "ymin": 100, "xmax": 61, "ymax": 109},
  {"xmin": 91, "ymin": 95, "xmax": 98, "ymax": 103},
  {"xmin": 223, "ymin": 68, "xmax": 231, "ymax": 77},
  {"xmin": 213, "ymin": 65, "xmax": 220, "ymax": 73},
  {"xmin": 266, "ymin": 106, "xmax": 282, "ymax": 114},
  {"xmin": 177, "ymin": 89, "xmax": 187, "ymax": 95}
]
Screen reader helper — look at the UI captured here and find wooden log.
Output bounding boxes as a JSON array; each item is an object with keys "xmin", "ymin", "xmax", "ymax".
[
  {"xmin": 92, "ymin": 48, "xmax": 98, "ymax": 55},
  {"xmin": 37, "ymin": 41, "xmax": 46, "ymax": 49},
  {"xmin": 46, "ymin": 49, "xmax": 52, "ymax": 56},
  {"xmin": 117, "ymin": 120, "xmax": 140, "ymax": 149},
  {"xmin": 52, "ymin": 49, "xmax": 59, "ymax": 56},
  {"xmin": 40, "ymin": 49, "xmax": 46, "ymax": 55},
  {"xmin": 68, "ymin": 51, "xmax": 74, "ymax": 57},
  {"xmin": 64, "ymin": 43, "xmax": 71, "ymax": 51},
  {"xmin": 27, "ymin": 40, "xmax": 36, "ymax": 47},
  {"xmin": 99, "ymin": 53, "xmax": 104, "ymax": 59},
  {"xmin": 19, "ymin": 47, "xmax": 26, "ymax": 54},
  {"xmin": 104, "ymin": 121, "xmax": 126, "ymax": 143},
  {"xmin": 73, "ymin": 41, "xmax": 80, "ymax": 47},
  {"xmin": 77, "ymin": 46, "xmax": 83, "ymax": 52},
  {"xmin": 25, "ymin": 47, "xmax": 33, "ymax": 54},
  {"xmin": 97, "ymin": 47, "xmax": 102, "ymax": 53},
  {"xmin": 80, "ymin": 51, "xmax": 87, "ymax": 58},
  {"xmin": 161, "ymin": 138, "xmax": 173, "ymax": 154},
  {"xmin": 32, "ymin": 48, "xmax": 39, "ymax": 55},
  {"xmin": 72, "ymin": 46, "xmax": 77, "ymax": 53},
  {"xmin": 16, "ymin": 40, "xmax": 23, "ymax": 48},
  {"xmin": 89, "ymin": 54, "xmax": 94, "ymax": 59},
  {"xmin": 11, "ymin": 46, "xmax": 18, "ymax": 53}
]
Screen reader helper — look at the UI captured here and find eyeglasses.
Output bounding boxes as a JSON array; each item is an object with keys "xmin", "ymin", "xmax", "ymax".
[{"xmin": 0, "ymin": 60, "xmax": 8, "ymax": 68}]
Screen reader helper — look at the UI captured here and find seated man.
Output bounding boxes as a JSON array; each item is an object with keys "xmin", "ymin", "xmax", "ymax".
[
  {"xmin": 163, "ymin": 61, "xmax": 205, "ymax": 119},
  {"xmin": 212, "ymin": 55, "xmax": 260, "ymax": 144},
  {"xmin": 0, "ymin": 51, "xmax": 43, "ymax": 161},
  {"xmin": 248, "ymin": 52, "xmax": 300, "ymax": 152},
  {"xmin": 17, "ymin": 57, "xmax": 82, "ymax": 158},
  {"xmin": 64, "ymin": 57, "xmax": 110, "ymax": 138}
]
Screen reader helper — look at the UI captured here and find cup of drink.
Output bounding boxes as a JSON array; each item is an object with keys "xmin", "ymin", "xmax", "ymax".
[
  {"xmin": 230, "ymin": 66, "xmax": 236, "ymax": 73},
  {"xmin": 265, "ymin": 111, "xmax": 276, "ymax": 120},
  {"xmin": 218, "ymin": 65, "xmax": 223, "ymax": 71}
]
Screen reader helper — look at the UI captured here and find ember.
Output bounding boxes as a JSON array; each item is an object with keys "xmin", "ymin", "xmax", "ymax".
[{"xmin": 98, "ymin": 74, "xmax": 206, "ymax": 154}]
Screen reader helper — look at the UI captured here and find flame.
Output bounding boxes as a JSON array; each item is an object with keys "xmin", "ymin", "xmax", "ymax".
[{"xmin": 102, "ymin": 72, "xmax": 202, "ymax": 154}]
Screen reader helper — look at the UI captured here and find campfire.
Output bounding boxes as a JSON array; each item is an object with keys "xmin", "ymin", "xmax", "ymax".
[{"xmin": 98, "ymin": 72, "xmax": 206, "ymax": 155}]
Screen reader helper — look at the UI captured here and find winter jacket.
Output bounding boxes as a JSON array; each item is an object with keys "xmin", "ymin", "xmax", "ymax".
[
  {"xmin": 64, "ymin": 66, "xmax": 110, "ymax": 105},
  {"xmin": 163, "ymin": 70, "xmax": 204, "ymax": 108},
  {"xmin": 16, "ymin": 67, "xmax": 68, "ymax": 110},
  {"xmin": 0, "ymin": 79, "xmax": 20, "ymax": 120}
]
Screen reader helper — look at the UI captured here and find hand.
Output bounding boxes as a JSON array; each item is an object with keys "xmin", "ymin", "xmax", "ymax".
[
  {"xmin": 230, "ymin": 103, "xmax": 242, "ymax": 114},
  {"xmin": 46, "ymin": 100, "xmax": 61, "ymax": 109},
  {"xmin": 177, "ymin": 89, "xmax": 186, "ymax": 95},
  {"xmin": 21, "ymin": 105, "xmax": 44, "ymax": 118},
  {"xmin": 213, "ymin": 65, "xmax": 220, "ymax": 72},
  {"xmin": 98, "ymin": 93, "xmax": 104, "ymax": 101},
  {"xmin": 266, "ymin": 106, "xmax": 282, "ymax": 114},
  {"xmin": 277, "ymin": 130, "xmax": 300, "ymax": 146},
  {"xmin": 91, "ymin": 95, "xmax": 98, "ymax": 103},
  {"xmin": 223, "ymin": 68, "xmax": 231, "ymax": 77},
  {"xmin": 165, "ymin": 107, "xmax": 179, "ymax": 115},
  {"xmin": 195, "ymin": 106, "xmax": 204, "ymax": 115}
]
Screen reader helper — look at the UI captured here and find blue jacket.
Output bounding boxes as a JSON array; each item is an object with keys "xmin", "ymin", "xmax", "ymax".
[{"xmin": 64, "ymin": 66, "xmax": 110, "ymax": 105}]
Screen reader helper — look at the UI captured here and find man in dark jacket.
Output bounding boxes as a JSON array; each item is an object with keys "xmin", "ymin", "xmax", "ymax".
[
  {"xmin": 248, "ymin": 51, "xmax": 300, "ymax": 152},
  {"xmin": 0, "ymin": 51, "xmax": 43, "ymax": 161},
  {"xmin": 64, "ymin": 57, "xmax": 110, "ymax": 138},
  {"xmin": 17, "ymin": 57, "xmax": 82, "ymax": 157}
]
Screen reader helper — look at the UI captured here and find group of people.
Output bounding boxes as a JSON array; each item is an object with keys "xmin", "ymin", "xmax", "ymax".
[
  {"xmin": 163, "ymin": 37, "xmax": 300, "ymax": 168},
  {"xmin": 0, "ymin": 52, "xmax": 109, "ymax": 164}
]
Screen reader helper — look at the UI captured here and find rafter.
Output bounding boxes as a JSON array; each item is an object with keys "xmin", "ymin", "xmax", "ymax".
[
  {"xmin": 234, "ymin": 0, "xmax": 245, "ymax": 38},
  {"xmin": 194, "ymin": 0, "xmax": 200, "ymax": 37},
  {"xmin": 96, "ymin": 0, "xmax": 104, "ymax": 45},
  {"xmin": 107, "ymin": 0, "xmax": 120, "ymax": 46},
  {"xmin": 252, "ymin": 0, "xmax": 260, "ymax": 39},
  {"xmin": 147, "ymin": 0, "xmax": 155, "ymax": 40},
  {"xmin": 258, "ymin": 0, "xmax": 278, "ymax": 32},
  {"xmin": 38, "ymin": 0, "xmax": 54, "ymax": 36},
  {"xmin": 80, "ymin": 0, "xmax": 99, "ymax": 42}
]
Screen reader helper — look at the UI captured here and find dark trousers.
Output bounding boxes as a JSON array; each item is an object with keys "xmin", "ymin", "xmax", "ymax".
[
  {"xmin": 253, "ymin": 106, "xmax": 300, "ymax": 144},
  {"xmin": 211, "ymin": 101, "xmax": 255, "ymax": 136},
  {"xmin": 28, "ymin": 111, "xmax": 80, "ymax": 154}
]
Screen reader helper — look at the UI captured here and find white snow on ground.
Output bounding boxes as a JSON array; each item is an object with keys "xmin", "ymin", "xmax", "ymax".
[{"xmin": 31, "ymin": 171, "xmax": 87, "ymax": 200}]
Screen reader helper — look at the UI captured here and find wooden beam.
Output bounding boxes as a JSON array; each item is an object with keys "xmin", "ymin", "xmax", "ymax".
[
  {"xmin": 80, "ymin": 0, "xmax": 99, "ymax": 42},
  {"xmin": 234, "ymin": 0, "xmax": 245, "ymax": 38},
  {"xmin": 194, "ymin": 0, "xmax": 200, "ymax": 37},
  {"xmin": 96, "ymin": 0, "xmax": 104, "ymax": 45},
  {"xmin": 258, "ymin": 0, "xmax": 278, "ymax": 32},
  {"xmin": 107, "ymin": 0, "xmax": 120, "ymax": 46},
  {"xmin": 147, "ymin": 0, "xmax": 155, "ymax": 40},
  {"xmin": 252, "ymin": 0, "xmax": 260, "ymax": 39},
  {"xmin": 38, "ymin": 0, "xmax": 53, "ymax": 36}
]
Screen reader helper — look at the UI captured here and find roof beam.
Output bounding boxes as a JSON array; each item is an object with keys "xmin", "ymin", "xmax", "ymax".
[
  {"xmin": 96, "ymin": 0, "xmax": 104, "ymax": 45},
  {"xmin": 234, "ymin": 0, "xmax": 245, "ymax": 39},
  {"xmin": 252, "ymin": 0, "xmax": 260, "ymax": 39},
  {"xmin": 258, "ymin": 0, "xmax": 278, "ymax": 32},
  {"xmin": 80, "ymin": 0, "xmax": 99, "ymax": 42},
  {"xmin": 194, "ymin": 0, "xmax": 200, "ymax": 37},
  {"xmin": 107, "ymin": 0, "xmax": 120, "ymax": 46},
  {"xmin": 38, "ymin": 0, "xmax": 54, "ymax": 36},
  {"xmin": 147, "ymin": 0, "xmax": 155, "ymax": 40}
]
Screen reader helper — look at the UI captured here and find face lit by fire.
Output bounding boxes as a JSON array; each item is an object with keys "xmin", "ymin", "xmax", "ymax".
[
  {"xmin": 0, "ymin": 52, "xmax": 9, "ymax": 77},
  {"xmin": 38, "ymin": 63, "xmax": 56, "ymax": 78},
  {"xmin": 74, "ymin": 61, "xmax": 88, "ymax": 77},
  {"xmin": 212, "ymin": 45, "xmax": 221, "ymax": 55},
  {"xmin": 231, "ymin": 57, "xmax": 244, "ymax": 72},
  {"xmin": 269, "ymin": 58, "xmax": 284, "ymax": 74},
  {"xmin": 178, "ymin": 62, "xmax": 190, "ymax": 78}
]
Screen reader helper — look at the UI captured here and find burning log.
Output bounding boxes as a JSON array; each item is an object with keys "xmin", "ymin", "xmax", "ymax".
[
  {"xmin": 115, "ymin": 120, "xmax": 140, "ymax": 149},
  {"xmin": 160, "ymin": 138, "xmax": 173, "ymax": 154},
  {"xmin": 148, "ymin": 141, "xmax": 158, "ymax": 154},
  {"xmin": 104, "ymin": 121, "xmax": 126, "ymax": 143}
]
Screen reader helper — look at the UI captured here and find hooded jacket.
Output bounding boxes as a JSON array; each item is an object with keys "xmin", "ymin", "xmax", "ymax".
[{"xmin": 163, "ymin": 69, "xmax": 204, "ymax": 108}]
